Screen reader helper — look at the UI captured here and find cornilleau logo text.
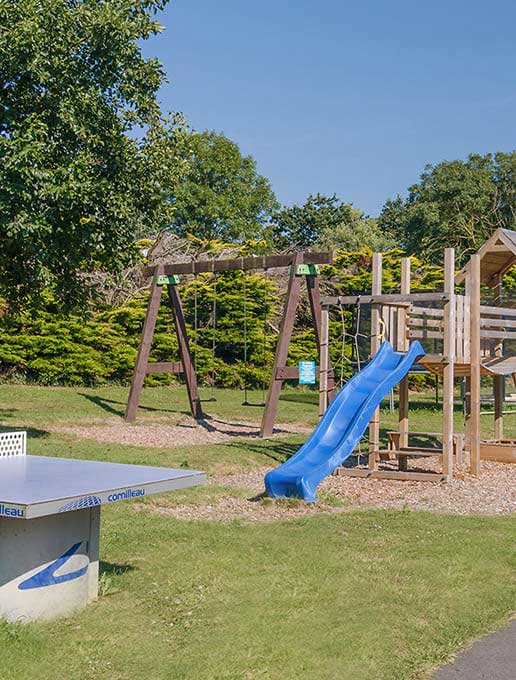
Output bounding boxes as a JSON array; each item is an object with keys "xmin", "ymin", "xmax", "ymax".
[
  {"xmin": 0, "ymin": 504, "xmax": 24, "ymax": 518},
  {"xmin": 107, "ymin": 488, "xmax": 145, "ymax": 502},
  {"xmin": 0, "ymin": 503, "xmax": 24, "ymax": 517}
]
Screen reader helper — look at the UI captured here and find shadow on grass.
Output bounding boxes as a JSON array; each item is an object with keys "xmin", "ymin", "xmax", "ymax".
[
  {"xmin": 0, "ymin": 425, "xmax": 49, "ymax": 438},
  {"xmin": 227, "ymin": 439, "xmax": 300, "ymax": 464},
  {"xmin": 79, "ymin": 393, "xmax": 190, "ymax": 418},
  {"xmin": 99, "ymin": 561, "xmax": 137, "ymax": 577},
  {"xmin": 0, "ymin": 407, "xmax": 19, "ymax": 418}
]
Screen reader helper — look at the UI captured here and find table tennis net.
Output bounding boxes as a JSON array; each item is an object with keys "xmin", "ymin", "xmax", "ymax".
[{"xmin": 0, "ymin": 431, "xmax": 27, "ymax": 457}]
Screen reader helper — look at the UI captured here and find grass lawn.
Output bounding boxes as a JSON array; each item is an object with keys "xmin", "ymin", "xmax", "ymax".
[{"xmin": 0, "ymin": 384, "xmax": 514, "ymax": 680}]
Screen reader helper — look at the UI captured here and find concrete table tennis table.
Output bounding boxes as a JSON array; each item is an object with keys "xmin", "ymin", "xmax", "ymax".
[{"xmin": 0, "ymin": 432, "xmax": 205, "ymax": 622}]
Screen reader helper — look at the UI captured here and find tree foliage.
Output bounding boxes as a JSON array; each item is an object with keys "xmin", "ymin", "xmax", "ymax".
[
  {"xmin": 379, "ymin": 152, "xmax": 516, "ymax": 264},
  {"xmin": 171, "ymin": 131, "xmax": 278, "ymax": 242},
  {"xmin": 271, "ymin": 193, "xmax": 393, "ymax": 251},
  {"xmin": 0, "ymin": 0, "xmax": 189, "ymax": 307}
]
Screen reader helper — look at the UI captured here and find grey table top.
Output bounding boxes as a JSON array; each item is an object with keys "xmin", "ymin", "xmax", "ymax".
[{"xmin": 0, "ymin": 455, "xmax": 206, "ymax": 519}]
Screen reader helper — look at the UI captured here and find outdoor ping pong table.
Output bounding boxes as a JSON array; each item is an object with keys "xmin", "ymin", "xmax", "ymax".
[{"xmin": 0, "ymin": 431, "xmax": 206, "ymax": 622}]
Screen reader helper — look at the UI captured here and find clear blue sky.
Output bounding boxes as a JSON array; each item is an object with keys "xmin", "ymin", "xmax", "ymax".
[{"xmin": 143, "ymin": 0, "xmax": 516, "ymax": 216}]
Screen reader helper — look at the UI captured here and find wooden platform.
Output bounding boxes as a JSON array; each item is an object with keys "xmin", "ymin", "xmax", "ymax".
[{"xmin": 418, "ymin": 356, "xmax": 516, "ymax": 377}]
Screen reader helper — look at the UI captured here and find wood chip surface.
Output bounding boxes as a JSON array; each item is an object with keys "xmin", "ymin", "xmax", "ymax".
[{"xmin": 139, "ymin": 456, "xmax": 516, "ymax": 523}]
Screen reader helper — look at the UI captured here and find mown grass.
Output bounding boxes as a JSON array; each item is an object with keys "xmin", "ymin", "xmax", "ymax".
[
  {"xmin": 0, "ymin": 384, "xmax": 514, "ymax": 680},
  {"xmin": 1, "ymin": 507, "xmax": 514, "ymax": 680}
]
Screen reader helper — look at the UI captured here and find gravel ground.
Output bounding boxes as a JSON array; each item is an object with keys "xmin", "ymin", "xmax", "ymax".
[
  {"xmin": 138, "ymin": 456, "xmax": 516, "ymax": 523},
  {"xmin": 52, "ymin": 416, "xmax": 311, "ymax": 447}
]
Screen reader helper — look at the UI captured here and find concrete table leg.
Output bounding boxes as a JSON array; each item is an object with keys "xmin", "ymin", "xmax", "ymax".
[{"xmin": 0, "ymin": 506, "xmax": 100, "ymax": 622}]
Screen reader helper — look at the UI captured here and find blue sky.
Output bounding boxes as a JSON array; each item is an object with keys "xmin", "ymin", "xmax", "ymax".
[{"xmin": 143, "ymin": 1, "xmax": 516, "ymax": 216}]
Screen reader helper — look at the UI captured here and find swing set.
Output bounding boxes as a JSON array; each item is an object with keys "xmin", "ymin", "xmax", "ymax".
[{"xmin": 124, "ymin": 251, "xmax": 334, "ymax": 437}]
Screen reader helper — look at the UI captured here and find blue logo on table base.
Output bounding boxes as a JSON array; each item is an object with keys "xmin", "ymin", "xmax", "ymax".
[{"xmin": 18, "ymin": 542, "xmax": 88, "ymax": 590}]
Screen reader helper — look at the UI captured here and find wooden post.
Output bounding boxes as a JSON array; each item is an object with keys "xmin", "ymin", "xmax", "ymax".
[
  {"xmin": 319, "ymin": 305, "xmax": 330, "ymax": 416},
  {"xmin": 470, "ymin": 254, "xmax": 481, "ymax": 475},
  {"xmin": 125, "ymin": 267, "xmax": 164, "ymax": 422},
  {"xmin": 260, "ymin": 253, "xmax": 304, "ymax": 437},
  {"xmin": 307, "ymin": 273, "xmax": 335, "ymax": 399},
  {"xmin": 464, "ymin": 266, "xmax": 472, "ymax": 449},
  {"xmin": 167, "ymin": 284, "xmax": 203, "ymax": 420},
  {"xmin": 398, "ymin": 257, "xmax": 410, "ymax": 471},
  {"xmin": 493, "ymin": 273, "xmax": 504, "ymax": 440},
  {"xmin": 442, "ymin": 248, "xmax": 456, "ymax": 482},
  {"xmin": 368, "ymin": 253, "xmax": 382, "ymax": 469}
]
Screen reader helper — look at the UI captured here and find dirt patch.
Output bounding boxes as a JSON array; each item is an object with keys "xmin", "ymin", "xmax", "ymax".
[
  {"xmin": 136, "ymin": 496, "xmax": 344, "ymax": 523},
  {"xmin": 137, "ymin": 457, "xmax": 516, "ymax": 523},
  {"xmin": 52, "ymin": 416, "xmax": 311, "ymax": 448}
]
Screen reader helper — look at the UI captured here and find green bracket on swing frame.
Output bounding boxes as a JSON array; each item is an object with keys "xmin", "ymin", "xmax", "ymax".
[
  {"xmin": 288, "ymin": 263, "xmax": 320, "ymax": 276},
  {"xmin": 152, "ymin": 274, "xmax": 180, "ymax": 286}
]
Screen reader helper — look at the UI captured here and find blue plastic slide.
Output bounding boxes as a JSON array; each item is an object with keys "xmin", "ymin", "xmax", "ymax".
[{"xmin": 264, "ymin": 340, "xmax": 425, "ymax": 503}]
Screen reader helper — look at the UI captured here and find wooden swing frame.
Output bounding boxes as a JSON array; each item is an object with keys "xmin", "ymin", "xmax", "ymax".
[{"xmin": 124, "ymin": 251, "xmax": 335, "ymax": 438}]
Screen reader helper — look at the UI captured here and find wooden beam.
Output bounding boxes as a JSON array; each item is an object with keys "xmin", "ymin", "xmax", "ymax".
[
  {"xmin": 167, "ymin": 284, "xmax": 203, "ymax": 420},
  {"xmin": 409, "ymin": 317, "xmax": 443, "ymax": 328},
  {"xmin": 322, "ymin": 292, "xmax": 449, "ymax": 306},
  {"xmin": 470, "ymin": 254, "xmax": 481, "ymax": 475},
  {"xmin": 480, "ymin": 329, "xmax": 516, "ymax": 340},
  {"xmin": 493, "ymin": 274, "xmax": 504, "ymax": 440},
  {"xmin": 480, "ymin": 317, "xmax": 516, "ymax": 329},
  {"xmin": 380, "ymin": 448, "xmax": 443, "ymax": 457},
  {"xmin": 479, "ymin": 304, "xmax": 516, "ymax": 317},
  {"xmin": 125, "ymin": 266, "xmax": 164, "ymax": 422},
  {"xmin": 408, "ymin": 329, "xmax": 444, "ymax": 340},
  {"xmin": 307, "ymin": 273, "xmax": 335, "ymax": 399},
  {"xmin": 411, "ymin": 306, "xmax": 444, "ymax": 317},
  {"xmin": 369, "ymin": 253, "xmax": 382, "ymax": 469},
  {"xmin": 398, "ymin": 257, "xmax": 410, "ymax": 471},
  {"xmin": 442, "ymin": 248, "xmax": 455, "ymax": 482},
  {"xmin": 145, "ymin": 251, "xmax": 333, "ymax": 277},
  {"xmin": 336, "ymin": 468, "xmax": 445, "ymax": 482},
  {"xmin": 274, "ymin": 365, "xmax": 335, "ymax": 380},
  {"xmin": 146, "ymin": 361, "xmax": 183, "ymax": 374},
  {"xmin": 319, "ymin": 305, "xmax": 330, "ymax": 416},
  {"xmin": 260, "ymin": 253, "xmax": 304, "ymax": 437},
  {"xmin": 480, "ymin": 441, "xmax": 516, "ymax": 463}
]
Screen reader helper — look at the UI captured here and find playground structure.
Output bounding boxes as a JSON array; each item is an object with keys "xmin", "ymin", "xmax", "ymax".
[
  {"xmin": 318, "ymin": 228, "xmax": 516, "ymax": 483},
  {"xmin": 126, "ymin": 230, "xmax": 516, "ymax": 502},
  {"xmin": 266, "ymin": 229, "xmax": 516, "ymax": 502},
  {"xmin": 125, "ymin": 251, "xmax": 334, "ymax": 437}
]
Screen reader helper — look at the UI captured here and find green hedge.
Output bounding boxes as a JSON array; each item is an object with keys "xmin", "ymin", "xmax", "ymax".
[{"xmin": 0, "ymin": 249, "xmax": 449, "ymax": 387}]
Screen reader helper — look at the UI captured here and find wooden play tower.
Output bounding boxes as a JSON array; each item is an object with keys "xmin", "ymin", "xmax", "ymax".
[{"xmin": 319, "ymin": 228, "xmax": 516, "ymax": 482}]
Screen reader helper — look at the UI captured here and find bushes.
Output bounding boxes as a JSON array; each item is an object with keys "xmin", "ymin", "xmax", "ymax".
[{"xmin": 0, "ymin": 248, "xmax": 450, "ymax": 387}]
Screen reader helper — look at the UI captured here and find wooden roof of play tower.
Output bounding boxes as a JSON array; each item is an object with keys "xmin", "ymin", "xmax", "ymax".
[{"xmin": 456, "ymin": 228, "xmax": 516, "ymax": 285}]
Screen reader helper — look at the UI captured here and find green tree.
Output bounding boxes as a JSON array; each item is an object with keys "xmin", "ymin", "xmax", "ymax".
[
  {"xmin": 171, "ymin": 131, "xmax": 278, "ymax": 241},
  {"xmin": 0, "ymin": 0, "xmax": 189, "ymax": 307},
  {"xmin": 317, "ymin": 206, "xmax": 395, "ymax": 252},
  {"xmin": 271, "ymin": 193, "xmax": 392, "ymax": 251},
  {"xmin": 379, "ymin": 152, "xmax": 516, "ymax": 264}
]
